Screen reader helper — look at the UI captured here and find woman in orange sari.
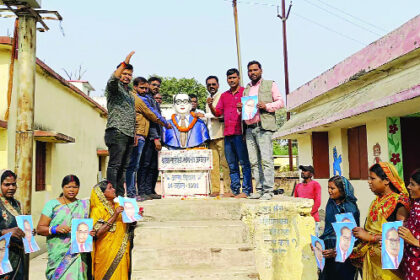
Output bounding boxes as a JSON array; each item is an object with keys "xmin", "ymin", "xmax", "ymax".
[
  {"xmin": 90, "ymin": 181, "xmax": 135, "ymax": 280},
  {"xmin": 351, "ymin": 162, "xmax": 410, "ymax": 280}
]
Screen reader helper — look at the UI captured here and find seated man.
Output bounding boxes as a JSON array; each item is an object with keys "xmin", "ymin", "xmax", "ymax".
[{"xmin": 162, "ymin": 93, "xmax": 209, "ymax": 149}]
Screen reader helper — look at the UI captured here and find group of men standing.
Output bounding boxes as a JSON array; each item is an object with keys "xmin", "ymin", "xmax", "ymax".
[
  {"xmin": 202, "ymin": 61, "xmax": 284, "ymax": 200},
  {"xmin": 104, "ymin": 51, "xmax": 285, "ymax": 201},
  {"xmin": 104, "ymin": 51, "xmax": 170, "ymax": 201}
]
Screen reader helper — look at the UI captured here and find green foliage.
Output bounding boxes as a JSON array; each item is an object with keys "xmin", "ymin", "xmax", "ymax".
[
  {"xmin": 157, "ymin": 76, "xmax": 208, "ymax": 110},
  {"xmin": 273, "ymin": 140, "xmax": 298, "ymax": 155},
  {"xmin": 276, "ymin": 108, "xmax": 287, "ymax": 128}
]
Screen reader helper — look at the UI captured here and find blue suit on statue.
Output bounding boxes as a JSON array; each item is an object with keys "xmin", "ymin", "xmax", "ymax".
[{"xmin": 163, "ymin": 114, "xmax": 210, "ymax": 149}]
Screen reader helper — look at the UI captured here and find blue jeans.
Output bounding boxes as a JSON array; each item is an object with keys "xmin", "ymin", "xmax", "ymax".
[
  {"xmin": 125, "ymin": 137, "xmax": 145, "ymax": 198},
  {"xmin": 224, "ymin": 135, "xmax": 252, "ymax": 195}
]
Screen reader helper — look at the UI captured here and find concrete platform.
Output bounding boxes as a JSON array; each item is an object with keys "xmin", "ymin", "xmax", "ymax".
[{"xmin": 29, "ymin": 195, "xmax": 316, "ymax": 280}]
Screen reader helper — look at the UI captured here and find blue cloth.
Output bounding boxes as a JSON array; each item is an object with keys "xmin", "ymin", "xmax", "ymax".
[
  {"xmin": 320, "ymin": 176, "xmax": 359, "ymax": 248},
  {"xmin": 224, "ymin": 135, "xmax": 252, "ymax": 195},
  {"xmin": 125, "ymin": 137, "xmax": 146, "ymax": 198},
  {"xmin": 137, "ymin": 93, "xmax": 168, "ymax": 126},
  {"xmin": 319, "ymin": 176, "xmax": 359, "ymax": 280},
  {"xmin": 162, "ymin": 115, "xmax": 210, "ymax": 149},
  {"xmin": 143, "ymin": 93, "xmax": 165, "ymax": 140}
]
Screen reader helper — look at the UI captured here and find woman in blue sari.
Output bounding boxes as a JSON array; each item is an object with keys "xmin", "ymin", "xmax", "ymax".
[
  {"xmin": 36, "ymin": 175, "xmax": 90, "ymax": 280},
  {"xmin": 0, "ymin": 170, "xmax": 26, "ymax": 280},
  {"xmin": 318, "ymin": 175, "xmax": 359, "ymax": 280}
]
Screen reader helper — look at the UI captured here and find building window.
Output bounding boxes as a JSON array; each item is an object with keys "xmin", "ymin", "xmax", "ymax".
[
  {"xmin": 312, "ymin": 132, "xmax": 330, "ymax": 179},
  {"xmin": 35, "ymin": 141, "xmax": 46, "ymax": 191},
  {"xmin": 348, "ymin": 125, "xmax": 368, "ymax": 180}
]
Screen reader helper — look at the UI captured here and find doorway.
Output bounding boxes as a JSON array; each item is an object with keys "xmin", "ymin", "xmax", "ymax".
[{"xmin": 400, "ymin": 117, "xmax": 420, "ymax": 185}]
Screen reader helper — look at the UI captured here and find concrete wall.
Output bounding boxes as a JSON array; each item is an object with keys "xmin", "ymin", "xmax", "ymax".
[{"xmin": 241, "ymin": 198, "xmax": 317, "ymax": 280}]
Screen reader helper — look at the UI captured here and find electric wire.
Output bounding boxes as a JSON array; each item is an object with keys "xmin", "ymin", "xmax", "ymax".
[
  {"xmin": 222, "ymin": 0, "xmax": 368, "ymax": 46},
  {"xmin": 311, "ymin": 0, "xmax": 388, "ymax": 33},
  {"xmin": 302, "ymin": 0, "xmax": 383, "ymax": 36}
]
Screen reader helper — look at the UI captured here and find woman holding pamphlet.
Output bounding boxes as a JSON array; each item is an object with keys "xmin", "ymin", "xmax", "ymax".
[
  {"xmin": 36, "ymin": 175, "xmax": 90, "ymax": 280},
  {"xmin": 398, "ymin": 169, "xmax": 420, "ymax": 280},
  {"xmin": 351, "ymin": 163, "xmax": 409, "ymax": 280},
  {"xmin": 0, "ymin": 170, "xmax": 26, "ymax": 279},
  {"xmin": 317, "ymin": 175, "xmax": 359, "ymax": 280},
  {"xmin": 90, "ymin": 180, "xmax": 135, "ymax": 280}
]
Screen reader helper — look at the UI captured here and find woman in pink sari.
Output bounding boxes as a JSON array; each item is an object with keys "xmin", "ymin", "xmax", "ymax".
[{"xmin": 399, "ymin": 169, "xmax": 420, "ymax": 280}]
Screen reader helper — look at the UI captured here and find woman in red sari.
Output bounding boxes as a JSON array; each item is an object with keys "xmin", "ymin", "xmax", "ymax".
[{"xmin": 399, "ymin": 169, "xmax": 420, "ymax": 280}]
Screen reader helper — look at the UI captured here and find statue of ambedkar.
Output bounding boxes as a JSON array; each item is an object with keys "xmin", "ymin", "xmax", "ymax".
[{"xmin": 162, "ymin": 93, "xmax": 210, "ymax": 149}]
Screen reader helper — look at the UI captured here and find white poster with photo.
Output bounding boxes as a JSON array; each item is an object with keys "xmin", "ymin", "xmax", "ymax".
[
  {"xmin": 333, "ymin": 222, "xmax": 356, "ymax": 263},
  {"xmin": 16, "ymin": 215, "xmax": 40, "ymax": 254},
  {"xmin": 382, "ymin": 221, "xmax": 403, "ymax": 269}
]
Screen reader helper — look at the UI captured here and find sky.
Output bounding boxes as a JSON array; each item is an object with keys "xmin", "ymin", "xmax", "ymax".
[{"xmin": 1, "ymin": 0, "xmax": 419, "ymax": 100}]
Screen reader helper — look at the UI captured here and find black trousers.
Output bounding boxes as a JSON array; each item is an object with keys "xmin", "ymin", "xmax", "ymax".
[
  {"xmin": 137, "ymin": 138, "xmax": 159, "ymax": 195},
  {"xmin": 105, "ymin": 128, "xmax": 133, "ymax": 197}
]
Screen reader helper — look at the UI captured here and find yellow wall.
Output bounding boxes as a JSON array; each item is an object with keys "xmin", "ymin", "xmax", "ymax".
[
  {"xmin": 0, "ymin": 46, "xmax": 10, "ymax": 119},
  {"xmin": 0, "ymin": 129, "xmax": 7, "ymax": 170},
  {"xmin": 296, "ymin": 134, "xmax": 312, "ymax": 166},
  {"xmin": 1, "ymin": 46, "xmax": 107, "ymax": 254}
]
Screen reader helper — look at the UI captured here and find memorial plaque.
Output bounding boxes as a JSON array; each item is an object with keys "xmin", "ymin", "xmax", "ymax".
[
  {"xmin": 162, "ymin": 171, "xmax": 209, "ymax": 197},
  {"xmin": 158, "ymin": 149, "xmax": 212, "ymax": 171}
]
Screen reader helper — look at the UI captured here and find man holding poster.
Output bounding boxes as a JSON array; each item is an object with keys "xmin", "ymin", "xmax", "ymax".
[{"xmin": 242, "ymin": 61, "xmax": 284, "ymax": 200}]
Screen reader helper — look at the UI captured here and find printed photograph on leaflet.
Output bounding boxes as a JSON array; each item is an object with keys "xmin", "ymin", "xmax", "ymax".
[
  {"xmin": 241, "ymin": 96, "xmax": 258, "ymax": 121},
  {"xmin": 382, "ymin": 221, "xmax": 404, "ymax": 270},
  {"xmin": 311, "ymin": 235, "xmax": 325, "ymax": 271},
  {"xmin": 16, "ymin": 215, "xmax": 40, "ymax": 254},
  {"xmin": 119, "ymin": 196, "xmax": 142, "ymax": 223},
  {"xmin": 332, "ymin": 222, "xmax": 356, "ymax": 263},
  {"xmin": 71, "ymin": 219, "xmax": 93, "ymax": 253}
]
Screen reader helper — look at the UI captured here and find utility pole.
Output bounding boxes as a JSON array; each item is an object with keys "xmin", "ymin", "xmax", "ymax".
[
  {"xmin": 277, "ymin": 0, "xmax": 293, "ymax": 171},
  {"xmin": 14, "ymin": 12, "xmax": 37, "ymax": 215},
  {"xmin": 232, "ymin": 0, "xmax": 244, "ymax": 85},
  {"xmin": 0, "ymin": 2, "xmax": 62, "ymax": 279},
  {"xmin": 1, "ymin": 0, "xmax": 61, "ymax": 212}
]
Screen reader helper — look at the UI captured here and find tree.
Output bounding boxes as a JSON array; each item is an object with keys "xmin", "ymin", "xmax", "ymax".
[
  {"xmin": 157, "ymin": 76, "xmax": 208, "ymax": 110},
  {"xmin": 62, "ymin": 64, "xmax": 87, "ymax": 80}
]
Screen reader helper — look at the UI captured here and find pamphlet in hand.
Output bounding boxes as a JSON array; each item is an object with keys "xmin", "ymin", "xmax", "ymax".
[
  {"xmin": 382, "ymin": 221, "xmax": 403, "ymax": 269},
  {"xmin": 311, "ymin": 235, "xmax": 325, "ymax": 271},
  {"xmin": 71, "ymin": 219, "xmax": 93, "ymax": 253},
  {"xmin": 332, "ymin": 222, "xmax": 356, "ymax": 263},
  {"xmin": 16, "ymin": 215, "xmax": 40, "ymax": 254},
  {"xmin": 118, "ymin": 196, "xmax": 142, "ymax": 223}
]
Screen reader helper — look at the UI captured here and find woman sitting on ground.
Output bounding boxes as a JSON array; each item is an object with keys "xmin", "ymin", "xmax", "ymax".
[
  {"xmin": 351, "ymin": 162, "xmax": 409, "ymax": 280},
  {"xmin": 0, "ymin": 170, "xmax": 27, "ymax": 280},
  {"xmin": 398, "ymin": 169, "xmax": 420, "ymax": 280},
  {"xmin": 317, "ymin": 175, "xmax": 359, "ymax": 280},
  {"xmin": 36, "ymin": 175, "xmax": 90, "ymax": 280}
]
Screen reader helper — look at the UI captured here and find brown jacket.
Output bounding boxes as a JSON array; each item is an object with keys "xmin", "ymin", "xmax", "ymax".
[{"xmin": 132, "ymin": 91, "xmax": 165, "ymax": 137}]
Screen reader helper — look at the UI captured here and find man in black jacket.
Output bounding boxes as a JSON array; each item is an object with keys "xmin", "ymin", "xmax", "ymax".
[{"xmin": 137, "ymin": 77, "xmax": 165, "ymax": 201}]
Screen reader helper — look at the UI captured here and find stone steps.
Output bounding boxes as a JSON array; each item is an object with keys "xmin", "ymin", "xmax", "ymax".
[
  {"xmin": 134, "ymin": 220, "xmax": 249, "ymax": 246},
  {"xmin": 131, "ymin": 268, "xmax": 260, "ymax": 280},
  {"xmin": 132, "ymin": 244, "xmax": 255, "ymax": 270},
  {"xmin": 139, "ymin": 199, "xmax": 242, "ymax": 221},
  {"xmin": 134, "ymin": 199, "xmax": 259, "ymax": 278}
]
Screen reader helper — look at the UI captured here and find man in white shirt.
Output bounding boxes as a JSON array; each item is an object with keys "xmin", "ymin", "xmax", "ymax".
[{"xmin": 204, "ymin": 76, "xmax": 231, "ymax": 197}]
